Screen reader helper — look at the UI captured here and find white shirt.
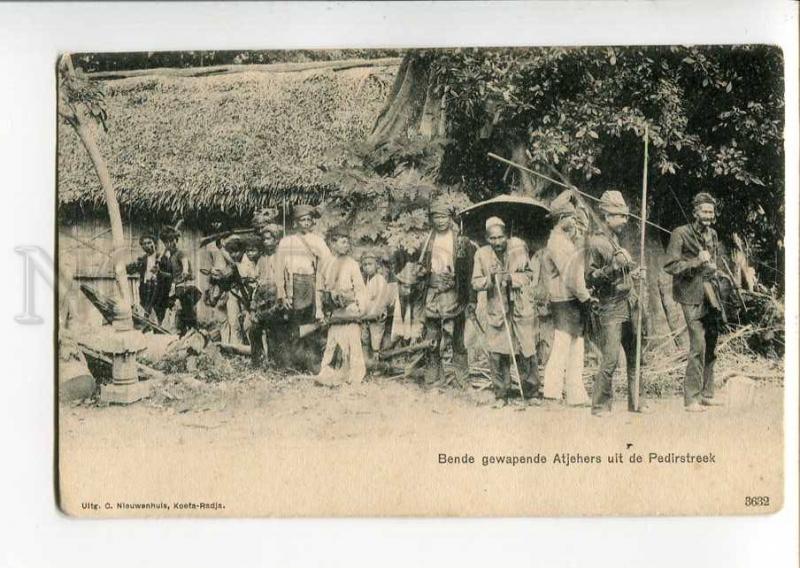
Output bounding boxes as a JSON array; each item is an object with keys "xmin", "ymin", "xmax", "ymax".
[
  {"xmin": 431, "ymin": 230, "xmax": 455, "ymax": 274},
  {"xmin": 144, "ymin": 253, "xmax": 158, "ymax": 281}
]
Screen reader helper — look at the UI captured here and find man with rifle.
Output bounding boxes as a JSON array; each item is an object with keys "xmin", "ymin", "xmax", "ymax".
[
  {"xmin": 586, "ymin": 191, "xmax": 652, "ymax": 417},
  {"xmin": 471, "ymin": 216, "xmax": 539, "ymax": 407},
  {"xmin": 273, "ymin": 204, "xmax": 332, "ymax": 372},
  {"xmin": 664, "ymin": 192, "xmax": 725, "ymax": 412},
  {"xmin": 248, "ymin": 224, "xmax": 287, "ymax": 368},
  {"xmin": 159, "ymin": 225, "xmax": 201, "ymax": 336},
  {"xmin": 416, "ymin": 197, "xmax": 477, "ymax": 387},
  {"xmin": 125, "ymin": 232, "xmax": 170, "ymax": 324}
]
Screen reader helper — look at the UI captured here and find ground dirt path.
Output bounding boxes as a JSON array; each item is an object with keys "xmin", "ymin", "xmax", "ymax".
[{"xmin": 59, "ymin": 376, "xmax": 784, "ymax": 517}]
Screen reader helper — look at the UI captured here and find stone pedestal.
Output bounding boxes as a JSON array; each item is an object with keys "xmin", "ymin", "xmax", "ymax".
[{"xmin": 100, "ymin": 381, "xmax": 151, "ymax": 405}]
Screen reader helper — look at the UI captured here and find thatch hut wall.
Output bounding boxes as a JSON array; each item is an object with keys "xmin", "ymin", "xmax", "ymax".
[
  {"xmin": 58, "ymin": 60, "xmax": 400, "ymax": 327},
  {"xmin": 59, "ymin": 216, "xmax": 223, "ymax": 326}
]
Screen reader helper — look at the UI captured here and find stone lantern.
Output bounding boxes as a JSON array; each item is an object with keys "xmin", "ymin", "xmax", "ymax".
[{"xmin": 99, "ymin": 303, "xmax": 150, "ymax": 404}]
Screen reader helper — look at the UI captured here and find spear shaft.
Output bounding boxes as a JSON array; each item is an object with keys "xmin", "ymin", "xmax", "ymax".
[{"xmin": 633, "ymin": 126, "xmax": 649, "ymax": 412}]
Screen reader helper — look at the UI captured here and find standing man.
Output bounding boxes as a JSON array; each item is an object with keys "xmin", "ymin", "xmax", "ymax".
[
  {"xmin": 249, "ymin": 224, "xmax": 284, "ymax": 368},
  {"xmin": 275, "ymin": 204, "xmax": 332, "ymax": 324},
  {"xmin": 664, "ymin": 192, "xmax": 724, "ymax": 412},
  {"xmin": 159, "ymin": 225, "xmax": 201, "ymax": 336},
  {"xmin": 417, "ymin": 197, "xmax": 477, "ymax": 387},
  {"xmin": 360, "ymin": 249, "xmax": 391, "ymax": 360},
  {"xmin": 472, "ymin": 217, "xmax": 539, "ymax": 407},
  {"xmin": 586, "ymin": 191, "xmax": 651, "ymax": 416},
  {"xmin": 126, "ymin": 233, "xmax": 169, "ymax": 323},
  {"xmin": 541, "ymin": 191, "xmax": 592, "ymax": 406},
  {"xmin": 274, "ymin": 204, "xmax": 332, "ymax": 372},
  {"xmin": 316, "ymin": 225, "xmax": 368, "ymax": 386}
]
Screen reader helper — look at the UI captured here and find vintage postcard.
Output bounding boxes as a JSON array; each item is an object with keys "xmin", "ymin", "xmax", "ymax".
[{"xmin": 57, "ymin": 46, "xmax": 785, "ymax": 517}]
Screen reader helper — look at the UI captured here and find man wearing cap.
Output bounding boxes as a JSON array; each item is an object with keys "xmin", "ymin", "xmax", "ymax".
[
  {"xmin": 126, "ymin": 233, "xmax": 169, "ymax": 323},
  {"xmin": 472, "ymin": 216, "xmax": 539, "ymax": 406},
  {"xmin": 275, "ymin": 204, "xmax": 332, "ymax": 325},
  {"xmin": 586, "ymin": 190, "xmax": 651, "ymax": 416},
  {"xmin": 664, "ymin": 192, "xmax": 724, "ymax": 412},
  {"xmin": 157, "ymin": 226, "xmax": 201, "ymax": 336},
  {"xmin": 416, "ymin": 198, "xmax": 477, "ymax": 386},
  {"xmin": 249, "ymin": 224, "xmax": 288, "ymax": 368},
  {"xmin": 542, "ymin": 191, "xmax": 592, "ymax": 406}
]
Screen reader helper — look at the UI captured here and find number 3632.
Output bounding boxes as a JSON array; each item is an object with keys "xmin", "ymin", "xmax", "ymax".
[{"xmin": 745, "ymin": 496, "xmax": 770, "ymax": 507}]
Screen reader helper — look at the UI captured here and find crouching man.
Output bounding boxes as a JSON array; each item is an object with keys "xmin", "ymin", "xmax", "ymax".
[{"xmin": 471, "ymin": 217, "xmax": 539, "ymax": 407}]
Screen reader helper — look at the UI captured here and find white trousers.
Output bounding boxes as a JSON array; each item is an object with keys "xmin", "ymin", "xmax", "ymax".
[
  {"xmin": 543, "ymin": 329, "xmax": 589, "ymax": 405},
  {"xmin": 317, "ymin": 323, "xmax": 367, "ymax": 385}
]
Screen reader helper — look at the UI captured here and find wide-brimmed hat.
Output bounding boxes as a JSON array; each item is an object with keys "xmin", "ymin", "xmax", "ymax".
[
  {"xmin": 550, "ymin": 190, "xmax": 576, "ymax": 217},
  {"xmin": 598, "ymin": 190, "xmax": 629, "ymax": 216}
]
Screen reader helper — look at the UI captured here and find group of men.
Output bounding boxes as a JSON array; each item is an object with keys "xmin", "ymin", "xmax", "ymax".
[{"xmin": 126, "ymin": 188, "xmax": 726, "ymax": 415}]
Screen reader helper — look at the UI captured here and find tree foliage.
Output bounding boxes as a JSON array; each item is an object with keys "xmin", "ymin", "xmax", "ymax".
[{"xmin": 325, "ymin": 46, "xmax": 784, "ymax": 284}]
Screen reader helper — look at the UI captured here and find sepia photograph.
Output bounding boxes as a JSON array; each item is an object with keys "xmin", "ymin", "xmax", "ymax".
[{"xmin": 56, "ymin": 44, "xmax": 786, "ymax": 517}]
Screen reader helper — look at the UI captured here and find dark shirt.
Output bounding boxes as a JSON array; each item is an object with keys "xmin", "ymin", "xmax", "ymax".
[
  {"xmin": 663, "ymin": 223, "xmax": 719, "ymax": 305},
  {"xmin": 585, "ymin": 231, "xmax": 634, "ymax": 306}
]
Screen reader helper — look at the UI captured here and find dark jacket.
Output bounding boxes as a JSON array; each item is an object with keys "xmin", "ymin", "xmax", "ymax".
[
  {"xmin": 664, "ymin": 223, "xmax": 719, "ymax": 305},
  {"xmin": 585, "ymin": 231, "xmax": 634, "ymax": 303},
  {"xmin": 126, "ymin": 253, "xmax": 169, "ymax": 311}
]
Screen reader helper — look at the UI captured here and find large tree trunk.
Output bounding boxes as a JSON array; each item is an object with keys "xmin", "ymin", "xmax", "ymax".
[
  {"xmin": 367, "ymin": 54, "xmax": 442, "ymax": 149},
  {"xmin": 61, "ymin": 55, "xmax": 132, "ymax": 315}
]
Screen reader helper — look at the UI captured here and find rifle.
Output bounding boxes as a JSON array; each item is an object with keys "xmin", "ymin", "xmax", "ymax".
[
  {"xmin": 376, "ymin": 339, "xmax": 436, "ymax": 360},
  {"xmin": 199, "ymin": 228, "xmax": 256, "ymax": 248},
  {"xmin": 298, "ymin": 313, "xmax": 385, "ymax": 338}
]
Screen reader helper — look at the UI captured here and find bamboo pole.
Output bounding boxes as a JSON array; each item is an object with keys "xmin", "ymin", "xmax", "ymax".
[
  {"xmin": 487, "ymin": 152, "xmax": 672, "ymax": 236},
  {"xmin": 633, "ymin": 125, "xmax": 649, "ymax": 412}
]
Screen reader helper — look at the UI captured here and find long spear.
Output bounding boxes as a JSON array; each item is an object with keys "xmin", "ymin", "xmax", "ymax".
[{"xmin": 633, "ymin": 126, "xmax": 649, "ymax": 412}]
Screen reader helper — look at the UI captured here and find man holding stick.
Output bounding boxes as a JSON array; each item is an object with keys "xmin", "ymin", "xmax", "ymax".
[
  {"xmin": 472, "ymin": 217, "xmax": 539, "ymax": 407},
  {"xmin": 664, "ymin": 192, "xmax": 724, "ymax": 412},
  {"xmin": 586, "ymin": 191, "xmax": 652, "ymax": 417}
]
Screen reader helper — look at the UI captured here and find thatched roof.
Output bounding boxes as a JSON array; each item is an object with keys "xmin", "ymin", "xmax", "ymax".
[{"xmin": 58, "ymin": 59, "xmax": 400, "ymax": 222}]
